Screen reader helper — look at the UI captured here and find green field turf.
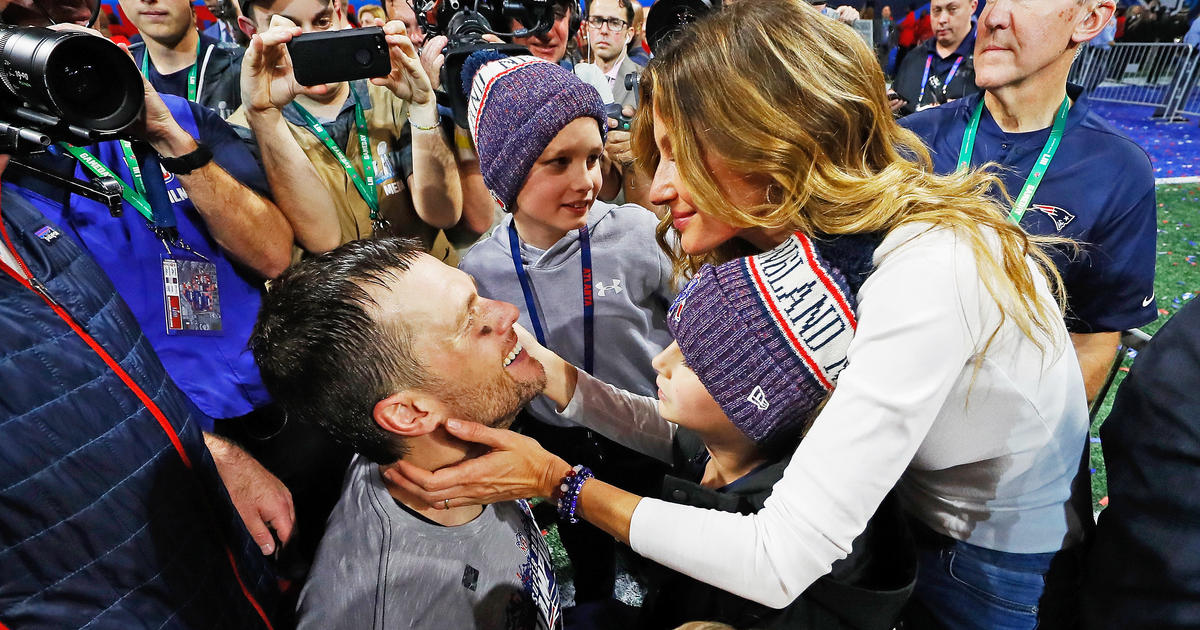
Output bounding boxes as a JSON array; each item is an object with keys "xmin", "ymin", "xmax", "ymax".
[{"xmin": 1089, "ymin": 183, "xmax": 1200, "ymax": 512}]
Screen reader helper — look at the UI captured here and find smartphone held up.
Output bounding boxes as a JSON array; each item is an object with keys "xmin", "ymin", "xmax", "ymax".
[{"xmin": 287, "ymin": 26, "xmax": 391, "ymax": 86}]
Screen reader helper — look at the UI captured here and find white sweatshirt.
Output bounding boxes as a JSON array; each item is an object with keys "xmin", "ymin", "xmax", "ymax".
[{"xmin": 559, "ymin": 223, "xmax": 1089, "ymax": 609}]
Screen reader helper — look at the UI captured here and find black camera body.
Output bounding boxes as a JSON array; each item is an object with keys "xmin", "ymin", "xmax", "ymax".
[
  {"xmin": 0, "ymin": 25, "xmax": 143, "ymax": 151},
  {"xmin": 411, "ymin": 0, "xmax": 557, "ymax": 128},
  {"xmin": 287, "ymin": 27, "xmax": 392, "ymax": 87},
  {"xmin": 0, "ymin": 18, "xmax": 150, "ymax": 214}
]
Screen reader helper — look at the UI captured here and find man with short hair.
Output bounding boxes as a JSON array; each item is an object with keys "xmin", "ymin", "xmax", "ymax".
[
  {"xmin": 232, "ymin": 0, "xmax": 463, "ymax": 261},
  {"xmin": 121, "ymin": 0, "xmax": 245, "ymax": 117},
  {"xmin": 890, "ymin": 0, "xmax": 979, "ymax": 116},
  {"xmin": 252, "ymin": 238, "xmax": 562, "ymax": 630},
  {"xmin": 584, "ymin": 0, "xmax": 642, "ymax": 110},
  {"xmin": 902, "ymin": 0, "xmax": 1156, "ymax": 406}
]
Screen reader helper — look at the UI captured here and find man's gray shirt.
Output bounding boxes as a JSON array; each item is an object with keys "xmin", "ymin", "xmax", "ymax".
[{"xmin": 297, "ymin": 456, "xmax": 562, "ymax": 629}]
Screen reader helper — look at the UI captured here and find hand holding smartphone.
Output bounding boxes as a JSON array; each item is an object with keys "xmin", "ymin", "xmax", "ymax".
[{"xmin": 287, "ymin": 27, "xmax": 391, "ymax": 86}]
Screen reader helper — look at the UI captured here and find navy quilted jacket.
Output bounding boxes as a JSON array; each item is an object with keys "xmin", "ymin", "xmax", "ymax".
[{"xmin": 0, "ymin": 184, "xmax": 277, "ymax": 629}]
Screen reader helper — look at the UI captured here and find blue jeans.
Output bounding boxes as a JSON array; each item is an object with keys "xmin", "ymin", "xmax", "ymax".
[{"xmin": 910, "ymin": 527, "xmax": 1080, "ymax": 630}]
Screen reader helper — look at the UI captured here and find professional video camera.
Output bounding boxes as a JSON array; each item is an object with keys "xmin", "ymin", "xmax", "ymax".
[
  {"xmin": 644, "ymin": 0, "xmax": 720, "ymax": 54},
  {"xmin": 0, "ymin": 0, "xmax": 146, "ymax": 212},
  {"xmin": 410, "ymin": 0, "xmax": 558, "ymax": 127}
]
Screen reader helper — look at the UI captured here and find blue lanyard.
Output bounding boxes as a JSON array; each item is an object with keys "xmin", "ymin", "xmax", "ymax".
[
  {"xmin": 507, "ymin": 222, "xmax": 594, "ymax": 374},
  {"xmin": 918, "ymin": 54, "xmax": 964, "ymax": 106}
]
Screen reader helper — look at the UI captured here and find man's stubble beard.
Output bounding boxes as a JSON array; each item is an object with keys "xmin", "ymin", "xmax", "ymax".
[{"xmin": 433, "ymin": 363, "xmax": 547, "ymax": 431}]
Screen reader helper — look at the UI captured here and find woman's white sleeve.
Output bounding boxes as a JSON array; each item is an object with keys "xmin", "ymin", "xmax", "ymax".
[
  {"xmin": 557, "ymin": 369, "xmax": 676, "ymax": 463},
  {"xmin": 628, "ymin": 229, "xmax": 982, "ymax": 608}
]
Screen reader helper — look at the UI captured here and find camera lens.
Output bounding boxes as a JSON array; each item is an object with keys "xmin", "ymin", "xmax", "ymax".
[
  {"xmin": 0, "ymin": 26, "xmax": 143, "ymax": 133},
  {"xmin": 355, "ymin": 48, "xmax": 372, "ymax": 66},
  {"xmin": 645, "ymin": 0, "xmax": 720, "ymax": 53}
]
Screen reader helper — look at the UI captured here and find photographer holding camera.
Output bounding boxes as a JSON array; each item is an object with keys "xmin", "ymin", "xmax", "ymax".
[
  {"xmin": 4, "ymin": 21, "xmax": 295, "ymax": 431},
  {"xmin": 230, "ymin": 0, "xmax": 465, "ymax": 261},
  {"xmin": 379, "ymin": 0, "xmax": 503, "ymax": 252}
]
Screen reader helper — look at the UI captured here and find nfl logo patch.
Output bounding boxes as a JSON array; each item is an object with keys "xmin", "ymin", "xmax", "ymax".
[{"xmin": 34, "ymin": 225, "xmax": 61, "ymax": 244}]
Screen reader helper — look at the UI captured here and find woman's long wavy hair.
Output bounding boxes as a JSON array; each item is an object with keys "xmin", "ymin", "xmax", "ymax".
[{"xmin": 631, "ymin": 0, "xmax": 1068, "ymax": 352}]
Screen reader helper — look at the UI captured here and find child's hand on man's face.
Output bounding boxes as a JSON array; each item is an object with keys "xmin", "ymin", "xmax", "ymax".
[{"xmin": 514, "ymin": 323, "xmax": 578, "ymax": 410}]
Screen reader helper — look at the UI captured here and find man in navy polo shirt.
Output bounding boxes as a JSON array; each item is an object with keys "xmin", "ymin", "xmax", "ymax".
[
  {"xmin": 902, "ymin": 0, "xmax": 1155, "ymax": 404},
  {"xmin": 890, "ymin": 0, "xmax": 980, "ymax": 116}
]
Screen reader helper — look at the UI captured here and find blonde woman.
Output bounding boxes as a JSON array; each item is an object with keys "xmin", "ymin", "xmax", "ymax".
[{"xmin": 392, "ymin": 1, "xmax": 1090, "ymax": 628}]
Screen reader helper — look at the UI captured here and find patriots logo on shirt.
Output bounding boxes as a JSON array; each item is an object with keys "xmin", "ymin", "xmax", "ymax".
[{"xmin": 1031, "ymin": 204, "xmax": 1075, "ymax": 232}]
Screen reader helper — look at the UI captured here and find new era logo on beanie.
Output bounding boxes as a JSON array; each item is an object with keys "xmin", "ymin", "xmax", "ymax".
[
  {"xmin": 461, "ymin": 50, "xmax": 607, "ymax": 212},
  {"xmin": 667, "ymin": 233, "xmax": 860, "ymax": 445}
]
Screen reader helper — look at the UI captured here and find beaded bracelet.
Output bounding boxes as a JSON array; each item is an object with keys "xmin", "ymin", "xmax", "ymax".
[
  {"xmin": 410, "ymin": 114, "xmax": 441, "ymax": 132},
  {"xmin": 554, "ymin": 464, "xmax": 594, "ymax": 524}
]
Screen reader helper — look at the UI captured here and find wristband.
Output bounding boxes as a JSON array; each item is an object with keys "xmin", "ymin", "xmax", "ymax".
[
  {"xmin": 158, "ymin": 143, "xmax": 213, "ymax": 175},
  {"xmin": 410, "ymin": 114, "xmax": 441, "ymax": 132},
  {"xmin": 554, "ymin": 464, "xmax": 593, "ymax": 524}
]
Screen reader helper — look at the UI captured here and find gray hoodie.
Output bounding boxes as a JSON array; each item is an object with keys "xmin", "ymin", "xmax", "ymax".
[{"xmin": 460, "ymin": 201, "xmax": 676, "ymax": 427}]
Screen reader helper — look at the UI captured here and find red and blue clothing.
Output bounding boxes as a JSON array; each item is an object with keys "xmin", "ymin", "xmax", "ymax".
[{"xmin": 0, "ymin": 187, "xmax": 277, "ymax": 627}]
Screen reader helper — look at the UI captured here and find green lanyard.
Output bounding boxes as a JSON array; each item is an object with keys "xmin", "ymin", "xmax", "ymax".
[
  {"xmin": 121, "ymin": 38, "xmax": 204, "ymax": 200},
  {"xmin": 59, "ymin": 142, "xmax": 156, "ymax": 224},
  {"xmin": 957, "ymin": 96, "xmax": 1071, "ymax": 224},
  {"xmin": 141, "ymin": 37, "xmax": 201, "ymax": 102},
  {"xmin": 291, "ymin": 90, "xmax": 380, "ymax": 221}
]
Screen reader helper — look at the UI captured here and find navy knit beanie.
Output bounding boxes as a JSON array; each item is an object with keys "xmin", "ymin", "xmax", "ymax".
[
  {"xmin": 461, "ymin": 50, "xmax": 607, "ymax": 212},
  {"xmin": 666, "ymin": 233, "xmax": 861, "ymax": 446}
]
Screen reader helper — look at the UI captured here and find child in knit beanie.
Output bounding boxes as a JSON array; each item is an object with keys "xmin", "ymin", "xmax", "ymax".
[
  {"xmin": 537, "ymin": 231, "xmax": 914, "ymax": 629},
  {"xmin": 456, "ymin": 50, "xmax": 679, "ymax": 605}
]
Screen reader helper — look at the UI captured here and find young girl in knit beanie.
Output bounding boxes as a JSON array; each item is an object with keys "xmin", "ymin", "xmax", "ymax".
[{"xmin": 456, "ymin": 51, "xmax": 676, "ymax": 605}]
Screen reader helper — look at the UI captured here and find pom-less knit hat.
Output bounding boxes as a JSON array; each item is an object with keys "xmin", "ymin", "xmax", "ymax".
[
  {"xmin": 461, "ymin": 50, "xmax": 607, "ymax": 212},
  {"xmin": 666, "ymin": 232, "xmax": 860, "ymax": 446}
]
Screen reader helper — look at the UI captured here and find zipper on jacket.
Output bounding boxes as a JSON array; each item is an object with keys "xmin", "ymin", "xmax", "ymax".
[{"xmin": 0, "ymin": 209, "xmax": 58, "ymax": 308}]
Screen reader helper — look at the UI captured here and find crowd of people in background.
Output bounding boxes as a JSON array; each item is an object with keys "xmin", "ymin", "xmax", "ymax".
[{"xmin": 0, "ymin": 0, "xmax": 1195, "ymax": 629}]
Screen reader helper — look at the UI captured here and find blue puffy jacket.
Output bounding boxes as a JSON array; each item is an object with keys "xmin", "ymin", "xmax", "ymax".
[{"xmin": 0, "ymin": 184, "xmax": 276, "ymax": 629}]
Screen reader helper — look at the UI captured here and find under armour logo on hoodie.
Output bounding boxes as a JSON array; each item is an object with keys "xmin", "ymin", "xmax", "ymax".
[{"xmin": 596, "ymin": 279, "xmax": 623, "ymax": 297}]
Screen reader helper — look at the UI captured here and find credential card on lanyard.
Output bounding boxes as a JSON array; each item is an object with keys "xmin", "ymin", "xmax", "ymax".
[{"xmin": 162, "ymin": 252, "xmax": 223, "ymax": 336}]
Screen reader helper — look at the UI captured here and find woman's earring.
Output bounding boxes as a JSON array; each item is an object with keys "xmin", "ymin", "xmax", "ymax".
[{"xmin": 766, "ymin": 183, "xmax": 783, "ymax": 205}]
